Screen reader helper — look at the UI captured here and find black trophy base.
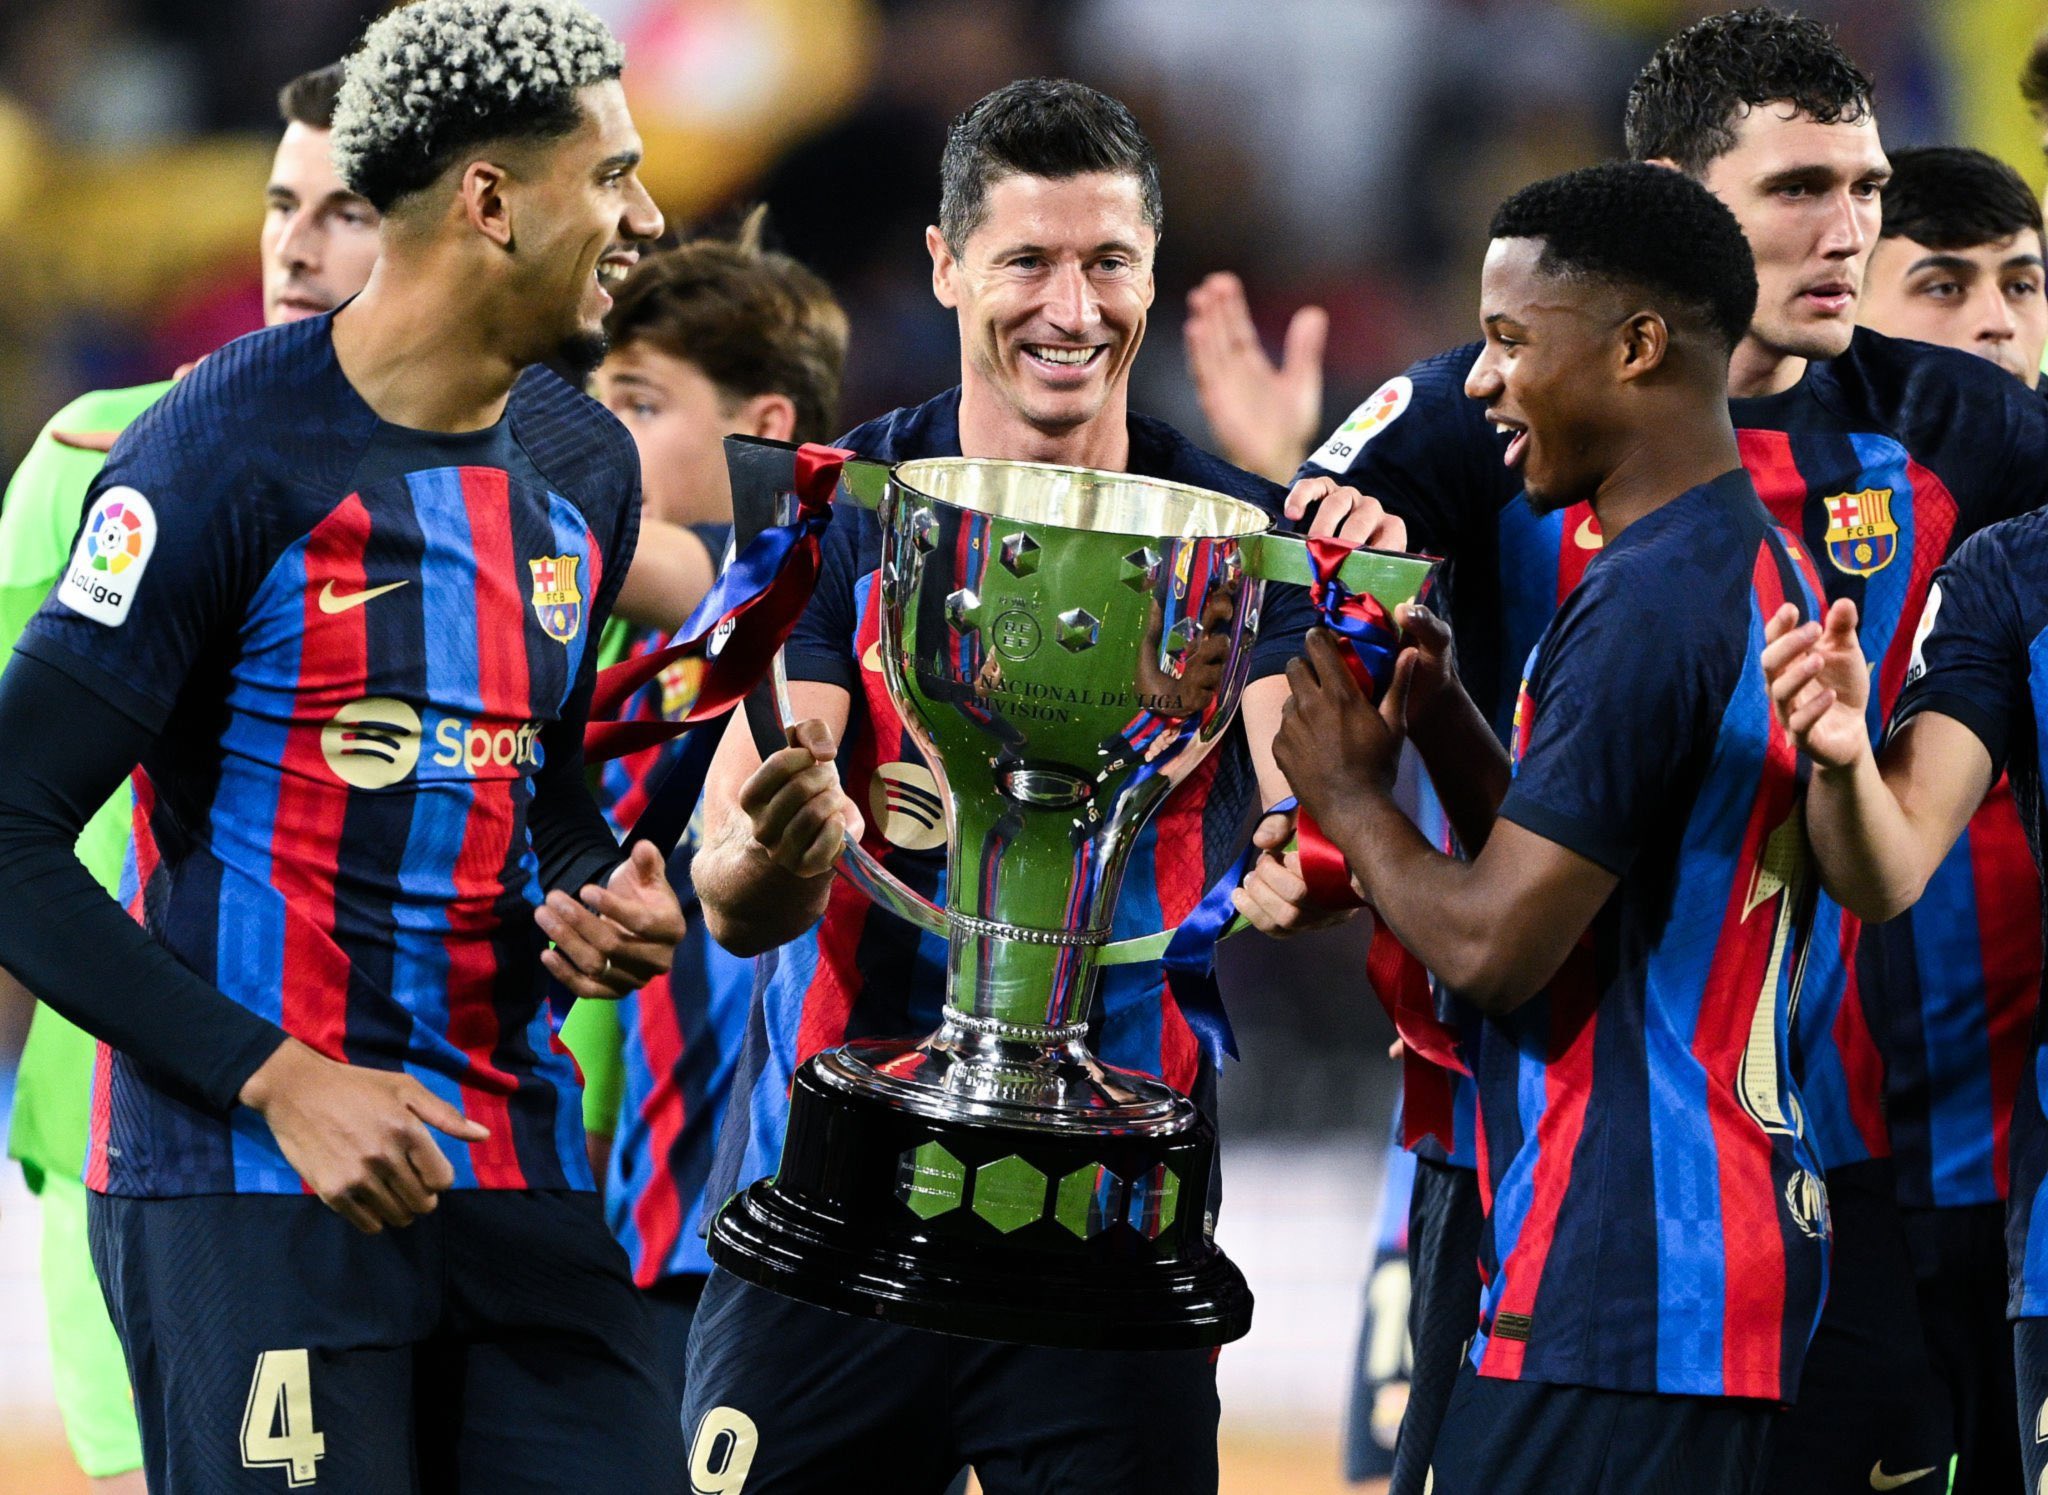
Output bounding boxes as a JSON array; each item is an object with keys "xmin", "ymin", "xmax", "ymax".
[{"xmin": 707, "ymin": 1054, "xmax": 1254, "ymax": 1350}]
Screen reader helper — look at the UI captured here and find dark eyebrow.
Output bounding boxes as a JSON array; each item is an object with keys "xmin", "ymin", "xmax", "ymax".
[
  {"xmin": 1482, "ymin": 311, "xmax": 1523, "ymax": 327},
  {"xmin": 265, "ymin": 185, "xmax": 298, "ymax": 204},
  {"xmin": 2005, "ymin": 253, "xmax": 2048, "ymax": 272},
  {"xmin": 1903, "ymin": 253, "xmax": 1976, "ymax": 277},
  {"xmin": 596, "ymin": 150, "xmax": 641, "ymax": 176},
  {"xmin": 1760, "ymin": 163, "xmax": 1890, "ymax": 192}
]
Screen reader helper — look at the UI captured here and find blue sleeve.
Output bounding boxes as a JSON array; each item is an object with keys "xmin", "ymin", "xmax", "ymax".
[
  {"xmin": 1297, "ymin": 345, "xmax": 1512, "ymax": 561},
  {"xmin": 1891, "ymin": 526, "xmax": 2027, "ymax": 776},
  {"xmin": 1248, "ymin": 578, "xmax": 1317, "ymax": 680},
  {"xmin": 15, "ymin": 389, "xmax": 266, "ymax": 730},
  {"xmin": 1495, "ymin": 562, "xmax": 1731, "ymax": 875},
  {"xmin": 783, "ymin": 504, "xmax": 865, "ymax": 691}
]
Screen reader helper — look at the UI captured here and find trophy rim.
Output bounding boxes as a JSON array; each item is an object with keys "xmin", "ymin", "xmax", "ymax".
[{"xmin": 891, "ymin": 455, "xmax": 1274, "ymax": 541}]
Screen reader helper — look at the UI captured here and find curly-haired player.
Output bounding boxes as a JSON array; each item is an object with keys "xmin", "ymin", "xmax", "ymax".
[{"xmin": 0, "ymin": 2, "xmax": 690, "ymax": 1490}]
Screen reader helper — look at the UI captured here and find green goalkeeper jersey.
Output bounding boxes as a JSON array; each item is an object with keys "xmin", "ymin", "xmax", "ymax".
[{"xmin": 3, "ymin": 380, "xmax": 173, "ymax": 1190}]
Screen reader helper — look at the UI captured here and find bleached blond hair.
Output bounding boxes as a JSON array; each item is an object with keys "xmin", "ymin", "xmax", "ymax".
[{"xmin": 332, "ymin": 0, "xmax": 624, "ymax": 211}]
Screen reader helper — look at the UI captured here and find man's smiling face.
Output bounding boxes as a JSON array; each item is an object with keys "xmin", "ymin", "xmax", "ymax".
[{"xmin": 929, "ymin": 170, "xmax": 1156, "ymax": 440}]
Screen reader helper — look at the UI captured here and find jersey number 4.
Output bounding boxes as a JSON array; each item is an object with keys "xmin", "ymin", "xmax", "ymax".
[{"xmin": 241, "ymin": 1349, "xmax": 327, "ymax": 1487}]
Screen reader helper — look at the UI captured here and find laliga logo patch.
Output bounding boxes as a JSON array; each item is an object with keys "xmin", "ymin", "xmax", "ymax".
[
  {"xmin": 1309, "ymin": 376, "xmax": 1413, "ymax": 474},
  {"xmin": 1903, "ymin": 581, "xmax": 1941, "ymax": 689},
  {"xmin": 708, "ymin": 614, "xmax": 737, "ymax": 660},
  {"xmin": 1821, "ymin": 487, "xmax": 1898, "ymax": 576},
  {"xmin": 58, "ymin": 487, "xmax": 157, "ymax": 626},
  {"xmin": 869, "ymin": 761, "xmax": 946, "ymax": 851},
  {"xmin": 529, "ymin": 554, "xmax": 583, "ymax": 642}
]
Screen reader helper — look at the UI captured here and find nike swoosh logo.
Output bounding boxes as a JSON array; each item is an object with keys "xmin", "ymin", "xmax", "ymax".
[
  {"xmin": 318, "ymin": 579, "xmax": 409, "ymax": 614},
  {"xmin": 1573, "ymin": 516, "xmax": 1604, "ymax": 550},
  {"xmin": 1869, "ymin": 1461, "xmax": 1938, "ymax": 1490}
]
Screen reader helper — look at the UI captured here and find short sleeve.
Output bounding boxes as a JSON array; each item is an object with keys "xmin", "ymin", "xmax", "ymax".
[
  {"xmin": 1247, "ymin": 579, "xmax": 1317, "ymax": 680},
  {"xmin": 15, "ymin": 392, "xmax": 265, "ymax": 733},
  {"xmin": 1990, "ymin": 383, "xmax": 2048, "ymax": 526},
  {"xmin": 1297, "ymin": 344, "xmax": 1515, "ymax": 560},
  {"xmin": 1496, "ymin": 560, "xmax": 1736, "ymax": 875},
  {"xmin": 783, "ymin": 503, "xmax": 867, "ymax": 691},
  {"xmin": 1890, "ymin": 528, "xmax": 2027, "ymax": 776}
]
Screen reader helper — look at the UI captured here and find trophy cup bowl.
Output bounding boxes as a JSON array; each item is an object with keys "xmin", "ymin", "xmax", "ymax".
[{"xmin": 709, "ymin": 449, "xmax": 1435, "ymax": 1350}]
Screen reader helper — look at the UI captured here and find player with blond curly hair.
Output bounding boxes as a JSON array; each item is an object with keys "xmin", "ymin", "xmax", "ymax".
[{"xmin": 0, "ymin": 3, "xmax": 689, "ymax": 1488}]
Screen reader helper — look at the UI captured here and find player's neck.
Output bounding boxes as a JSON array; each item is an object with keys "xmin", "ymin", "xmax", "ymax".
[
  {"xmin": 1725, "ymin": 332, "xmax": 1809, "ymax": 400},
  {"xmin": 956, "ymin": 380, "xmax": 1132, "ymax": 472},
  {"xmin": 1589, "ymin": 417, "xmax": 1743, "ymax": 543},
  {"xmin": 329, "ymin": 265, "xmax": 523, "ymax": 433}
]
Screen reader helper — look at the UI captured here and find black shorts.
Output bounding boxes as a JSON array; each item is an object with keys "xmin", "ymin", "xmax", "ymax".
[
  {"xmin": 1389, "ymin": 1157, "xmax": 1482, "ymax": 1495},
  {"xmin": 88, "ymin": 1188, "xmax": 684, "ymax": 1495},
  {"xmin": 1903, "ymin": 1201, "xmax": 2016, "ymax": 1495},
  {"xmin": 643, "ymin": 1272, "xmax": 709, "ymax": 1408},
  {"xmin": 680, "ymin": 1267, "xmax": 1219, "ymax": 1494},
  {"xmin": 1428, "ymin": 1359, "xmax": 1775, "ymax": 1495},
  {"xmin": 2015, "ymin": 1316, "xmax": 2048, "ymax": 1489},
  {"xmin": 1761, "ymin": 1158, "xmax": 1952, "ymax": 1495}
]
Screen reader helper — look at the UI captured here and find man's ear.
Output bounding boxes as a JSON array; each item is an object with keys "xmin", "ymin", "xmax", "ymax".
[
  {"xmin": 928, "ymin": 224, "xmax": 960, "ymax": 310},
  {"xmin": 1617, "ymin": 310, "xmax": 1669, "ymax": 380},
  {"xmin": 736, "ymin": 392, "xmax": 798, "ymax": 443},
  {"xmin": 459, "ymin": 161, "xmax": 515, "ymax": 249}
]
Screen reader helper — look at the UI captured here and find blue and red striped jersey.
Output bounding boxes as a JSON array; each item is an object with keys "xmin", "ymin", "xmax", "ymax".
[
  {"xmin": 703, "ymin": 389, "xmax": 1316, "ymax": 1215},
  {"xmin": 18, "ymin": 314, "xmax": 639, "ymax": 1198},
  {"xmin": 1473, "ymin": 471, "xmax": 1830, "ymax": 1399},
  {"xmin": 1312, "ymin": 331, "xmax": 2048, "ymax": 1198},
  {"xmin": 1891, "ymin": 512, "xmax": 2048, "ymax": 1312},
  {"xmin": 587, "ymin": 583, "xmax": 758, "ymax": 1288}
]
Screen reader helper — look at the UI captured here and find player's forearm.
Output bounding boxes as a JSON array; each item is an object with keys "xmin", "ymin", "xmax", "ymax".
[
  {"xmin": 1317, "ymin": 785, "xmax": 1539, "ymax": 1014},
  {"xmin": 694, "ymin": 818, "xmax": 833, "ymax": 956},
  {"xmin": 1406, "ymin": 676, "xmax": 1510, "ymax": 854},
  {"xmin": 0, "ymin": 654, "xmax": 287, "ymax": 1108},
  {"xmin": 1805, "ymin": 749, "xmax": 1947, "ymax": 923}
]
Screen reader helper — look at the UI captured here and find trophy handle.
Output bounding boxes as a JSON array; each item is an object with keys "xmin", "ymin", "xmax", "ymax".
[
  {"xmin": 1095, "ymin": 534, "xmax": 1437, "ymax": 967},
  {"xmin": 724, "ymin": 435, "xmax": 951, "ymax": 941}
]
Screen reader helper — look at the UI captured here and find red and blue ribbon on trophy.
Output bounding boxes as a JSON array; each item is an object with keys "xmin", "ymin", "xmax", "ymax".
[
  {"xmin": 580, "ymin": 442, "xmax": 850, "ymax": 852},
  {"xmin": 1162, "ymin": 534, "xmax": 1467, "ymax": 1075}
]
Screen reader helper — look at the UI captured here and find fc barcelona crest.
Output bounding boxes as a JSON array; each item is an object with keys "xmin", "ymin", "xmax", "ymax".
[
  {"xmin": 529, "ymin": 555, "xmax": 583, "ymax": 642},
  {"xmin": 1821, "ymin": 487, "xmax": 1898, "ymax": 576}
]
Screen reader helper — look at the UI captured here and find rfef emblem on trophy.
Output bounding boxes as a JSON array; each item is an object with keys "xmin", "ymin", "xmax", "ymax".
[{"xmin": 712, "ymin": 439, "xmax": 1435, "ymax": 1350}]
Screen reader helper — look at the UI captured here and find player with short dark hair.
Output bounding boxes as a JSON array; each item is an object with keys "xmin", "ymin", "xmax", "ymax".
[
  {"xmin": 1199, "ymin": 11, "xmax": 2048, "ymax": 1490},
  {"xmin": 1861, "ymin": 146, "xmax": 2048, "ymax": 386},
  {"xmin": 682, "ymin": 75, "xmax": 1403, "ymax": 1494},
  {"xmin": 568, "ymin": 214, "xmax": 850, "ymax": 1401},
  {"xmin": 1277, "ymin": 158, "xmax": 1823, "ymax": 1495},
  {"xmin": 0, "ymin": 3, "xmax": 691, "ymax": 1489}
]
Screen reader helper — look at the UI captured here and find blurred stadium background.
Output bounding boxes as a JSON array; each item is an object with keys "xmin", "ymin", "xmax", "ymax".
[{"xmin": 1, "ymin": 1, "xmax": 2043, "ymax": 1489}]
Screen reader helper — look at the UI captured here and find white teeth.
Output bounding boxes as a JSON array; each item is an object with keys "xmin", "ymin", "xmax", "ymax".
[
  {"xmin": 1029, "ymin": 345, "xmax": 1097, "ymax": 366},
  {"xmin": 597, "ymin": 262, "xmax": 628, "ymax": 287}
]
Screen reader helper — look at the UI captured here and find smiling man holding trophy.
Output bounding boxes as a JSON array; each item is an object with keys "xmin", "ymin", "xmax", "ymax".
[{"xmin": 681, "ymin": 79, "xmax": 1430, "ymax": 1494}]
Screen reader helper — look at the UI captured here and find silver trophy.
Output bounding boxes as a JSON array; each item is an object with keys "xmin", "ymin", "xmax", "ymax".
[{"xmin": 712, "ymin": 440, "xmax": 1433, "ymax": 1348}]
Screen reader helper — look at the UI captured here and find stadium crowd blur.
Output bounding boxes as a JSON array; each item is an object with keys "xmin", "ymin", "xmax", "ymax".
[{"xmin": 0, "ymin": 0, "xmax": 2041, "ymax": 1137}]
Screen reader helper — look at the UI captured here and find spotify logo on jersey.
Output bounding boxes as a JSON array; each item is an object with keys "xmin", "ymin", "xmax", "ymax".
[
  {"xmin": 870, "ymin": 762, "xmax": 947, "ymax": 851},
  {"xmin": 321, "ymin": 698, "xmax": 543, "ymax": 789},
  {"xmin": 321, "ymin": 697, "xmax": 422, "ymax": 789}
]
